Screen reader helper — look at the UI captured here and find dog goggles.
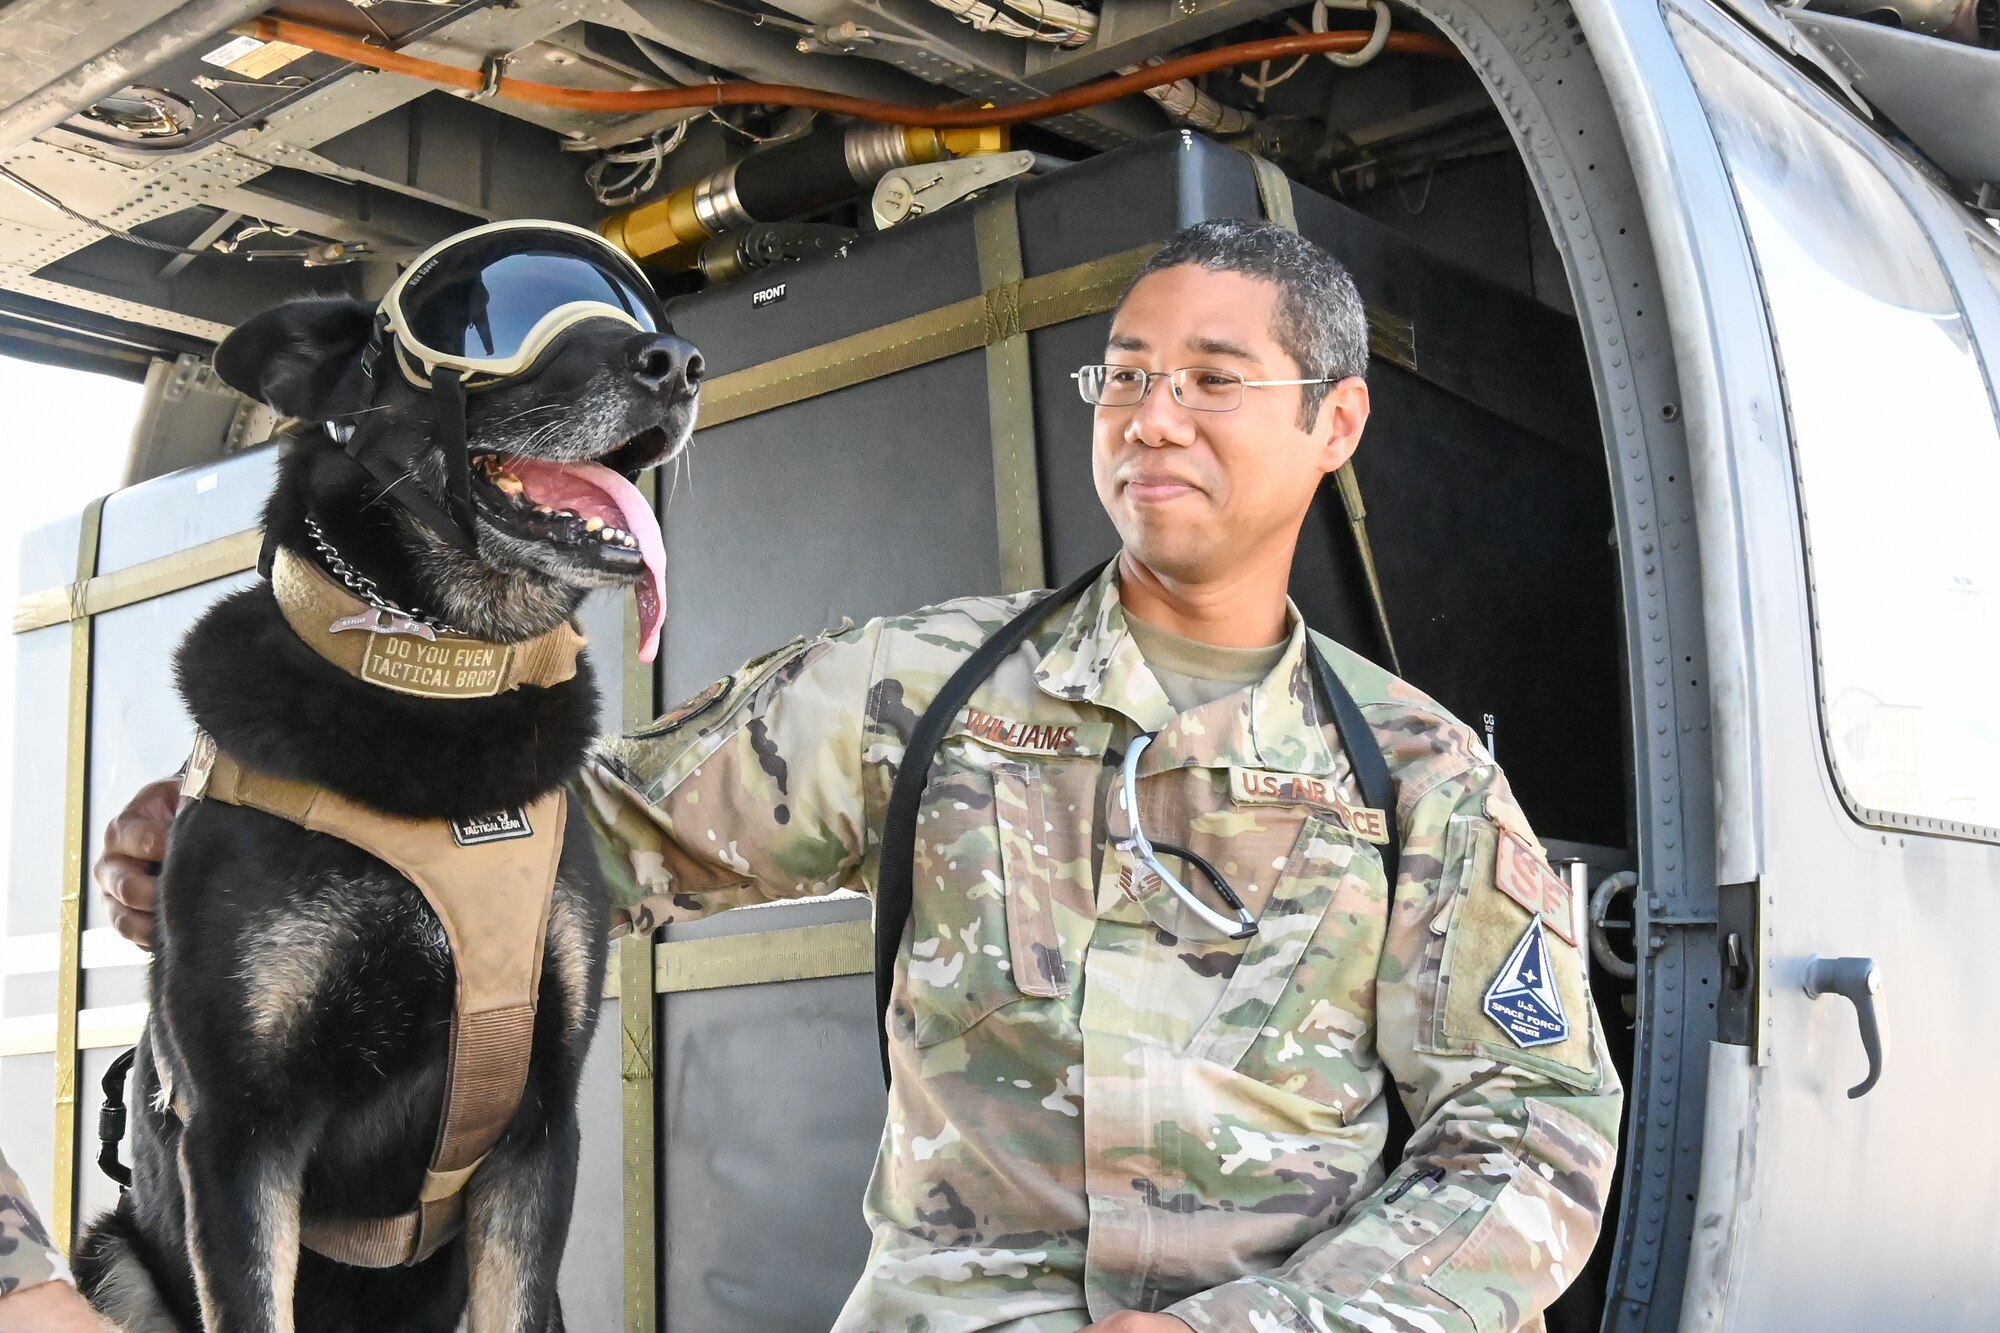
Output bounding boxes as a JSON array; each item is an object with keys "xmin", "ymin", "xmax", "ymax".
[
  {"xmin": 379, "ymin": 219, "xmax": 662, "ymax": 389},
  {"xmin": 328, "ymin": 220, "xmax": 666, "ymax": 555}
]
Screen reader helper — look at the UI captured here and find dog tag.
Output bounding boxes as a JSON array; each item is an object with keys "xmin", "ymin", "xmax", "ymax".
[{"xmin": 329, "ymin": 606, "xmax": 437, "ymax": 642}]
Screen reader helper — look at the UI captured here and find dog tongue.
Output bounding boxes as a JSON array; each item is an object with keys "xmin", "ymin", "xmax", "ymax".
[{"xmin": 506, "ymin": 457, "xmax": 667, "ymax": 662}]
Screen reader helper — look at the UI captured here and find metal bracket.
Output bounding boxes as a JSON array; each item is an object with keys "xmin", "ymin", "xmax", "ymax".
[{"xmin": 872, "ymin": 150, "xmax": 1038, "ymax": 230}]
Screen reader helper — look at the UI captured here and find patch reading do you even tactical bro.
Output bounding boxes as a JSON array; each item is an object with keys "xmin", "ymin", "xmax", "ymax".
[{"xmin": 1483, "ymin": 918, "xmax": 1570, "ymax": 1048}]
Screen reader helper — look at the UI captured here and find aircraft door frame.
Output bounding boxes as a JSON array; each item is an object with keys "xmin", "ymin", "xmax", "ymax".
[{"xmin": 1580, "ymin": 0, "xmax": 2000, "ymax": 1326}]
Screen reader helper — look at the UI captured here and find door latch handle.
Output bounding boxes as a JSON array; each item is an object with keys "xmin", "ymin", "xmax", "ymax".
[{"xmin": 1802, "ymin": 956, "xmax": 1884, "ymax": 1099}]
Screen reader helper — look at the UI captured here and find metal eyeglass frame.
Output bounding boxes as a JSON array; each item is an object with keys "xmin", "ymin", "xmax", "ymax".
[
  {"xmin": 1071, "ymin": 363, "xmax": 1339, "ymax": 413},
  {"xmin": 1116, "ymin": 733, "xmax": 1259, "ymax": 940}
]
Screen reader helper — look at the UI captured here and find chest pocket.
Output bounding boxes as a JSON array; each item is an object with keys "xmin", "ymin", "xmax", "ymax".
[
  {"xmin": 906, "ymin": 730, "xmax": 1102, "ymax": 1049},
  {"xmin": 1184, "ymin": 814, "xmax": 1395, "ymax": 1113}
]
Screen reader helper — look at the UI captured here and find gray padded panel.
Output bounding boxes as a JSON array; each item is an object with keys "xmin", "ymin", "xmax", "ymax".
[
  {"xmin": 654, "ymin": 352, "xmax": 1001, "ymax": 703},
  {"xmin": 656, "ymin": 897, "xmax": 883, "ymax": 1332},
  {"xmin": 94, "ymin": 447, "xmax": 275, "ymax": 575},
  {"xmin": 558, "ymin": 1003, "xmax": 627, "ymax": 1329}
]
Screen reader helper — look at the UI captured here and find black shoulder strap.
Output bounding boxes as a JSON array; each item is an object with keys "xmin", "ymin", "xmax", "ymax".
[
  {"xmin": 1309, "ymin": 636, "xmax": 1416, "ymax": 1168},
  {"xmin": 873, "ymin": 562, "xmax": 1108, "ymax": 1087},
  {"xmin": 1307, "ymin": 641, "xmax": 1400, "ymax": 874}
]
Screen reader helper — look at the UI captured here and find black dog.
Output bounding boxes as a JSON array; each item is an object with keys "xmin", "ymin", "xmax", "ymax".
[{"xmin": 74, "ymin": 293, "xmax": 699, "ymax": 1332}]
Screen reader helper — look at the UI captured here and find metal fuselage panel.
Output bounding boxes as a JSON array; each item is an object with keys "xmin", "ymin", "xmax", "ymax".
[{"xmin": 1585, "ymin": 0, "xmax": 2000, "ymax": 1325}]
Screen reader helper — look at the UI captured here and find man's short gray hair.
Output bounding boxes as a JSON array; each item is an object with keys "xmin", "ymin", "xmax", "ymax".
[{"xmin": 1120, "ymin": 218, "xmax": 1367, "ymax": 430}]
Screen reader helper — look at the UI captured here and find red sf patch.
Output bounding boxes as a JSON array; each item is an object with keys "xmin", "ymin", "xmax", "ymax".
[{"xmin": 1495, "ymin": 832, "xmax": 1578, "ymax": 947}]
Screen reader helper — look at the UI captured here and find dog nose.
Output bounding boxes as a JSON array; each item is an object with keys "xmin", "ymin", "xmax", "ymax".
[{"xmin": 630, "ymin": 334, "xmax": 703, "ymax": 394}]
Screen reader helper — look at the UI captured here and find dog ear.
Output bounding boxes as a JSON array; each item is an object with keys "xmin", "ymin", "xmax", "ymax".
[{"xmin": 214, "ymin": 298, "xmax": 377, "ymax": 420}]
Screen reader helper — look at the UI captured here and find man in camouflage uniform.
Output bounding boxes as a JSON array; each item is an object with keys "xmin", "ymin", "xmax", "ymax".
[
  {"xmin": 581, "ymin": 221, "xmax": 1622, "ymax": 1332},
  {"xmin": 0, "ymin": 1146, "xmax": 112, "ymax": 1329},
  {"xmin": 101, "ymin": 220, "xmax": 1620, "ymax": 1331}
]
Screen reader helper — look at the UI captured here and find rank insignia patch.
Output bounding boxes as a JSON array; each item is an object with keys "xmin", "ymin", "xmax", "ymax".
[{"xmin": 1483, "ymin": 918, "xmax": 1570, "ymax": 1048}]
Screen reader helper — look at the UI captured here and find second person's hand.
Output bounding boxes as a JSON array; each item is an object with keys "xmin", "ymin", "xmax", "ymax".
[{"xmin": 92, "ymin": 776, "xmax": 180, "ymax": 951}]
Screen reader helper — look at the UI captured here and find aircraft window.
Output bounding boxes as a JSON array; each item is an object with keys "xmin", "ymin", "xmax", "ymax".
[{"xmin": 1676, "ymin": 18, "xmax": 2000, "ymax": 838}]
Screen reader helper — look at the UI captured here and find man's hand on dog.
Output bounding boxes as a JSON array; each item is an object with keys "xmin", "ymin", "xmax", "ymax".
[
  {"xmin": 0, "ymin": 1279, "xmax": 116, "ymax": 1331},
  {"xmin": 93, "ymin": 777, "xmax": 178, "ymax": 951}
]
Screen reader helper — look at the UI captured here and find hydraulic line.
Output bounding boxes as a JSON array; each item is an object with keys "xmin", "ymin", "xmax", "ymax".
[
  {"xmin": 602, "ymin": 122, "xmax": 1005, "ymax": 265},
  {"xmin": 243, "ymin": 17, "xmax": 1459, "ymax": 128}
]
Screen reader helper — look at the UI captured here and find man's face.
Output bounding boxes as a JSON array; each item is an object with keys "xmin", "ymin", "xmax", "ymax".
[{"xmin": 1092, "ymin": 264, "xmax": 1368, "ymax": 585}]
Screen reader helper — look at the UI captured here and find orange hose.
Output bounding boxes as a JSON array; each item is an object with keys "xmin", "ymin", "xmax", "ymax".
[{"xmin": 246, "ymin": 17, "xmax": 1458, "ymax": 128}]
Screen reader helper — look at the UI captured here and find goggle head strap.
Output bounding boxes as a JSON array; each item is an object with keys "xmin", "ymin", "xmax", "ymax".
[{"xmin": 309, "ymin": 319, "xmax": 480, "ymax": 557}]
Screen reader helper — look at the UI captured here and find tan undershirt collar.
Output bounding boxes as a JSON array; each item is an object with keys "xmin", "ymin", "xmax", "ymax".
[
  {"xmin": 271, "ymin": 547, "xmax": 585, "ymax": 700},
  {"xmin": 1125, "ymin": 614, "xmax": 1287, "ymax": 714}
]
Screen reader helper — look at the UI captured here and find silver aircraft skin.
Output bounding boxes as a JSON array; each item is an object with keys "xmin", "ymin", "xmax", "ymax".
[
  {"xmin": 1585, "ymin": 1, "xmax": 2000, "ymax": 1326},
  {"xmin": 1, "ymin": 0, "xmax": 1997, "ymax": 1328}
]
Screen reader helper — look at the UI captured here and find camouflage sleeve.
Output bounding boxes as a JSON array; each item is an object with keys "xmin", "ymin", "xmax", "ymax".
[
  {"xmin": 577, "ymin": 621, "xmax": 884, "ymax": 938},
  {"xmin": 0, "ymin": 1147, "xmax": 70, "ymax": 1298},
  {"xmin": 1166, "ymin": 765, "xmax": 1623, "ymax": 1332}
]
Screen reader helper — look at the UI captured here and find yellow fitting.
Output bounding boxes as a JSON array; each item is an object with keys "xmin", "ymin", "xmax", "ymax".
[
  {"xmin": 599, "ymin": 185, "xmax": 708, "ymax": 267},
  {"xmin": 899, "ymin": 125, "xmax": 1009, "ymax": 164},
  {"xmin": 941, "ymin": 125, "xmax": 1009, "ymax": 157}
]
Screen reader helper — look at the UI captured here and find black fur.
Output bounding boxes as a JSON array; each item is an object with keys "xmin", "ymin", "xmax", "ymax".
[{"xmin": 76, "ymin": 292, "xmax": 699, "ymax": 1332}]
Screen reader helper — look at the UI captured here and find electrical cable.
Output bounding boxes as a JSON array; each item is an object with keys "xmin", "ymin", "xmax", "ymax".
[
  {"xmin": 244, "ymin": 16, "xmax": 1458, "ymax": 127},
  {"xmin": 0, "ymin": 164, "xmax": 323, "ymax": 258}
]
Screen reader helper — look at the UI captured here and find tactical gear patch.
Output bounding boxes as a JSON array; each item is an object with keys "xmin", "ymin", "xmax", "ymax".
[
  {"xmin": 449, "ymin": 807, "xmax": 534, "ymax": 846},
  {"xmin": 1483, "ymin": 918, "xmax": 1570, "ymax": 1048},
  {"xmin": 1495, "ymin": 830, "xmax": 1579, "ymax": 947}
]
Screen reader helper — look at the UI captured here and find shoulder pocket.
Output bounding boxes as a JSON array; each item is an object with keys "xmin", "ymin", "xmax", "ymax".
[{"xmin": 1421, "ymin": 818, "xmax": 1603, "ymax": 1088}]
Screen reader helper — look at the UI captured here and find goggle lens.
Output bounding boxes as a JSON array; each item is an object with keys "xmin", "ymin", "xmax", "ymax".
[{"xmin": 399, "ymin": 233, "xmax": 660, "ymax": 363}]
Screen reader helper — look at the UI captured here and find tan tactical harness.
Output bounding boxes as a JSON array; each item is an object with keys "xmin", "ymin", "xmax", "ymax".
[{"xmin": 170, "ymin": 548, "xmax": 582, "ymax": 1266}]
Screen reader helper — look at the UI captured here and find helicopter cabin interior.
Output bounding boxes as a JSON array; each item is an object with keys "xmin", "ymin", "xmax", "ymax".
[{"xmin": 12, "ymin": 0, "xmax": 1989, "ymax": 1327}]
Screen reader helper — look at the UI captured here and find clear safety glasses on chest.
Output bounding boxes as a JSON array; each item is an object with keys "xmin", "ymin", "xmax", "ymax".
[
  {"xmin": 1116, "ymin": 733, "xmax": 1259, "ymax": 941},
  {"xmin": 380, "ymin": 219, "xmax": 663, "ymax": 388}
]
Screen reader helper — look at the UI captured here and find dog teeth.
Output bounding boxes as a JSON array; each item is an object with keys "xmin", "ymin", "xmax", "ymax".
[
  {"xmin": 584, "ymin": 517, "xmax": 604, "ymax": 533},
  {"xmin": 494, "ymin": 474, "xmax": 524, "ymax": 496}
]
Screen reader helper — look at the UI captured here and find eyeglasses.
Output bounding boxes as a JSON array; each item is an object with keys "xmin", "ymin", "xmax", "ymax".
[
  {"xmin": 1115, "ymin": 734, "xmax": 1258, "ymax": 940},
  {"xmin": 1072, "ymin": 363, "xmax": 1336, "ymax": 414}
]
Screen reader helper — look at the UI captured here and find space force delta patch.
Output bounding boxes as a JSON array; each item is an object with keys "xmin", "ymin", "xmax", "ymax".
[
  {"xmin": 450, "ymin": 807, "xmax": 534, "ymax": 847},
  {"xmin": 1483, "ymin": 917, "xmax": 1570, "ymax": 1048}
]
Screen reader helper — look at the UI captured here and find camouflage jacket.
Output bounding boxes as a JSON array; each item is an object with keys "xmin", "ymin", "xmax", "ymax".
[
  {"xmin": 0, "ymin": 1147, "xmax": 68, "ymax": 1299},
  {"xmin": 582, "ymin": 563, "xmax": 1623, "ymax": 1332}
]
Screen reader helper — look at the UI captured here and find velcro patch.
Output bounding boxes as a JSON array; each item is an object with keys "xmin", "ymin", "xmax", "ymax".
[
  {"xmin": 1228, "ymin": 766, "xmax": 1389, "ymax": 845},
  {"xmin": 1495, "ymin": 831, "xmax": 1579, "ymax": 947},
  {"xmin": 633, "ymin": 674, "xmax": 732, "ymax": 738},
  {"xmin": 450, "ymin": 807, "xmax": 534, "ymax": 847},
  {"xmin": 1483, "ymin": 918, "xmax": 1570, "ymax": 1048},
  {"xmin": 952, "ymin": 707, "xmax": 1108, "ymax": 757},
  {"xmin": 361, "ymin": 635, "xmax": 509, "ymax": 698}
]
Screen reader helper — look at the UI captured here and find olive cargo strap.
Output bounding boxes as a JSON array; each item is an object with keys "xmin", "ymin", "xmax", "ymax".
[
  {"xmin": 52, "ymin": 495, "xmax": 105, "ymax": 1253},
  {"xmin": 1244, "ymin": 151, "xmax": 1403, "ymax": 676},
  {"xmin": 272, "ymin": 548, "xmax": 585, "ymax": 699},
  {"xmin": 182, "ymin": 736, "xmax": 565, "ymax": 1267},
  {"xmin": 974, "ymin": 187, "xmax": 1048, "ymax": 593},
  {"xmin": 872, "ymin": 567, "xmax": 1402, "ymax": 1089},
  {"xmin": 694, "ymin": 243, "xmax": 1159, "ymax": 431}
]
